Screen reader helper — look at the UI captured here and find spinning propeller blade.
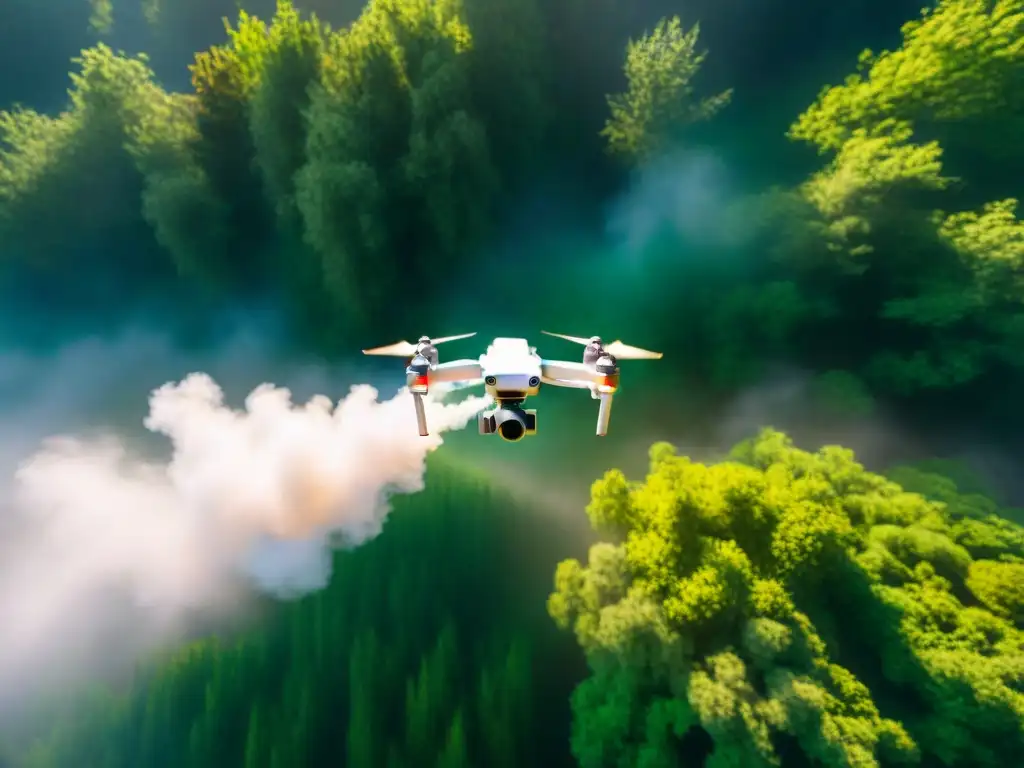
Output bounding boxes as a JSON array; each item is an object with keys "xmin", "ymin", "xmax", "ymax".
[
  {"xmin": 541, "ymin": 331, "xmax": 593, "ymax": 345},
  {"xmin": 362, "ymin": 332, "xmax": 476, "ymax": 357},
  {"xmin": 431, "ymin": 332, "xmax": 477, "ymax": 345},
  {"xmin": 604, "ymin": 340, "xmax": 663, "ymax": 360},
  {"xmin": 541, "ymin": 331, "xmax": 663, "ymax": 360},
  {"xmin": 362, "ymin": 340, "xmax": 418, "ymax": 357}
]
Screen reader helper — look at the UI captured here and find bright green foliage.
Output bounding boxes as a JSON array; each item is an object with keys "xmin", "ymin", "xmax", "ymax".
[
  {"xmin": 602, "ymin": 16, "xmax": 731, "ymax": 162},
  {"xmin": 89, "ymin": 0, "xmax": 114, "ymax": 35},
  {"xmin": 191, "ymin": 13, "xmax": 274, "ymax": 102},
  {"xmin": 20, "ymin": 461, "xmax": 575, "ymax": 767},
  {"xmin": 551, "ymin": 430, "xmax": 1024, "ymax": 766},
  {"xmin": 797, "ymin": 120, "xmax": 950, "ymax": 262},
  {"xmin": 789, "ymin": 0, "xmax": 1024, "ymax": 153},
  {"xmin": 4, "ymin": 4, "xmax": 1024, "ymax": 761},
  {"xmin": 749, "ymin": 0, "xmax": 1024, "ymax": 397},
  {"xmin": 938, "ymin": 199, "xmax": 1024, "ymax": 303},
  {"xmin": 0, "ymin": 108, "xmax": 79, "ymax": 262},
  {"xmin": 5, "ymin": 0, "xmax": 1023, "ymax": 403},
  {"xmin": 0, "ymin": 0, "xmax": 546, "ymax": 342},
  {"xmin": 966, "ymin": 560, "xmax": 1024, "ymax": 622},
  {"xmin": 0, "ymin": 45, "xmax": 186, "ymax": 289}
]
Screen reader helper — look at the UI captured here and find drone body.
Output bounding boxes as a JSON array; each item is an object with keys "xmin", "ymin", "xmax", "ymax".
[{"xmin": 362, "ymin": 332, "xmax": 662, "ymax": 441}]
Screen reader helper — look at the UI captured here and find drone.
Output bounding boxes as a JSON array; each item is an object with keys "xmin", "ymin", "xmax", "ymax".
[{"xmin": 362, "ymin": 332, "xmax": 662, "ymax": 441}]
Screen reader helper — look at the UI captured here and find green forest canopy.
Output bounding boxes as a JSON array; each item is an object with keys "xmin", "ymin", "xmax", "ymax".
[
  {"xmin": 0, "ymin": 0, "xmax": 1023, "ymax": 766},
  {"xmin": 11, "ymin": 462, "xmax": 580, "ymax": 768},
  {"xmin": 0, "ymin": 0, "xmax": 1021, "ymax": 416},
  {"xmin": 10, "ymin": 431, "xmax": 1024, "ymax": 767},
  {"xmin": 550, "ymin": 429, "xmax": 1024, "ymax": 767}
]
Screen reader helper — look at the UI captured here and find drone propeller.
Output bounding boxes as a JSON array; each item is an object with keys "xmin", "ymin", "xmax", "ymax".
[
  {"xmin": 362, "ymin": 332, "xmax": 476, "ymax": 357},
  {"xmin": 541, "ymin": 331, "xmax": 593, "ymax": 346},
  {"xmin": 541, "ymin": 330, "xmax": 663, "ymax": 360},
  {"xmin": 604, "ymin": 341, "xmax": 663, "ymax": 360}
]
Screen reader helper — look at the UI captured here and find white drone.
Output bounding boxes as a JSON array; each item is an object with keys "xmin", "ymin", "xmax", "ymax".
[{"xmin": 362, "ymin": 332, "xmax": 662, "ymax": 441}]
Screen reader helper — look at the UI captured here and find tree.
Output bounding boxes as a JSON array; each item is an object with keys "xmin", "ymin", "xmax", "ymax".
[
  {"xmin": 89, "ymin": 0, "xmax": 114, "ymax": 34},
  {"xmin": 401, "ymin": 40, "xmax": 499, "ymax": 290},
  {"xmin": 435, "ymin": 710, "xmax": 469, "ymax": 768},
  {"xmin": 249, "ymin": 1, "xmax": 327, "ymax": 231},
  {"xmin": 11, "ymin": 462, "xmax": 579, "ymax": 767},
  {"xmin": 186, "ymin": 9, "xmax": 275, "ymax": 287},
  {"xmin": 243, "ymin": 702, "xmax": 268, "ymax": 768},
  {"xmin": 769, "ymin": 0, "xmax": 1024, "ymax": 397},
  {"xmin": 601, "ymin": 16, "xmax": 731, "ymax": 163},
  {"xmin": 460, "ymin": 0, "xmax": 550, "ymax": 183},
  {"xmin": 295, "ymin": 0, "xmax": 497, "ymax": 337},
  {"xmin": 551, "ymin": 432, "xmax": 1024, "ymax": 766},
  {"xmin": 0, "ymin": 46, "xmax": 168, "ymax": 278},
  {"xmin": 789, "ymin": 0, "xmax": 1023, "ymax": 167}
]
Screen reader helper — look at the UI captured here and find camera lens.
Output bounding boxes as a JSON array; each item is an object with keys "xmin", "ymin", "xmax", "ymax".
[
  {"xmin": 484, "ymin": 376, "xmax": 496, "ymax": 386},
  {"xmin": 528, "ymin": 376, "xmax": 539, "ymax": 387},
  {"xmin": 498, "ymin": 418, "xmax": 525, "ymax": 441}
]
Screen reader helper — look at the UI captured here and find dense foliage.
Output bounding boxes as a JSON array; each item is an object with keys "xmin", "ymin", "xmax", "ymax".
[
  {"xmin": 2, "ymin": 0, "xmax": 1021, "ymax": 422},
  {"xmin": 15, "ymin": 462, "xmax": 581, "ymax": 767},
  {"xmin": 631, "ymin": 0, "xmax": 1024, "ymax": 414},
  {"xmin": 550, "ymin": 429, "xmax": 1024, "ymax": 767},
  {"xmin": 1, "ymin": 0, "xmax": 1023, "ymax": 765},
  {"xmin": 1, "ymin": 0, "xmax": 559, "ymax": 344}
]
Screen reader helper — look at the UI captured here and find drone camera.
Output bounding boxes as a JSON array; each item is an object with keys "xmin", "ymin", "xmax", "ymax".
[{"xmin": 479, "ymin": 407, "xmax": 537, "ymax": 441}]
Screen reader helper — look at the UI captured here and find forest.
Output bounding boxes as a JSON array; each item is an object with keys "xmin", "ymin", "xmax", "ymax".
[{"xmin": 0, "ymin": 0, "xmax": 1022, "ymax": 765}]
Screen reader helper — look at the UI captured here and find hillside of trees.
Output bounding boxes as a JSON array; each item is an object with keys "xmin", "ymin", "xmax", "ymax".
[
  {"xmin": 6, "ymin": 433, "xmax": 1023, "ymax": 767},
  {"xmin": 1, "ymin": 0, "xmax": 1021, "ymax": 429},
  {"xmin": 0, "ymin": 0, "xmax": 1022, "ymax": 765},
  {"xmin": 7, "ymin": 462, "xmax": 585, "ymax": 767}
]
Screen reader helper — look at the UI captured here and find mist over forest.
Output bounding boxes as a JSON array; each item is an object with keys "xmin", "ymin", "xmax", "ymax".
[{"xmin": 0, "ymin": 0, "xmax": 1021, "ymax": 766}]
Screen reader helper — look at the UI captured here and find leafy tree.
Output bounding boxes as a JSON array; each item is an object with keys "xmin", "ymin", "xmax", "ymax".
[
  {"xmin": 748, "ymin": 0, "xmax": 1024, "ymax": 398},
  {"xmin": 295, "ymin": 0, "xmax": 498, "ymax": 336},
  {"xmin": 602, "ymin": 16, "xmax": 731, "ymax": 163},
  {"xmin": 89, "ymin": 0, "xmax": 114, "ymax": 35},
  {"xmin": 4, "ymin": 3, "xmax": 1024, "ymax": 763},
  {"xmin": 789, "ymin": 0, "xmax": 1023, "ymax": 169},
  {"xmin": 248, "ymin": 1, "xmax": 327, "ymax": 231},
  {"xmin": 186, "ymin": 9, "xmax": 276, "ymax": 287},
  {"xmin": 551, "ymin": 431, "xmax": 1024, "ymax": 766},
  {"xmin": 460, "ymin": 0, "xmax": 550, "ymax": 183}
]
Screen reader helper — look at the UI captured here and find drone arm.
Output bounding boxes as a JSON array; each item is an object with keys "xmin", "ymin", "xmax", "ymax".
[
  {"xmin": 429, "ymin": 359, "xmax": 483, "ymax": 384},
  {"xmin": 405, "ymin": 359, "xmax": 481, "ymax": 438},
  {"xmin": 541, "ymin": 376, "xmax": 592, "ymax": 390},
  {"xmin": 541, "ymin": 359, "xmax": 617, "ymax": 436},
  {"xmin": 540, "ymin": 360, "xmax": 600, "ymax": 385}
]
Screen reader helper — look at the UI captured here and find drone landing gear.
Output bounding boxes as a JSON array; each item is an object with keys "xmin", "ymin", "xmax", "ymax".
[
  {"xmin": 412, "ymin": 392, "xmax": 429, "ymax": 436},
  {"xmin": 595, "ymin": 392, "xmax": 613, "ymax": 437}
]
